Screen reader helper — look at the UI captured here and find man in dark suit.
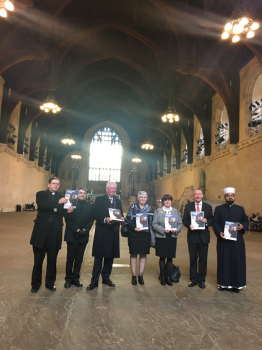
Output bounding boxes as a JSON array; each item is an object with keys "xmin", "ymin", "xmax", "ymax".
[
  {"xmin": 64, "ymin": 188, "xmax": 93, "ymax": 288},
  {"xmin": 30, "ymin": 177, "xmax": 71, "ymax": 293},
  {"xmin": 86, "ymin": 181, "xmax": 124, "ymax": 290},
  {"xmin": 183, "ymin": 188, "xmax": 213, "ymax": 289}
]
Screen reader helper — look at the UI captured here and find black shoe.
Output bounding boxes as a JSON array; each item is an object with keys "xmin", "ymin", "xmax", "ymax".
[
  {"xmin": 218, "ymin": 286, "xmax": 227, "ymax": 291},
  {"xmin": 188, "ymin": 282, "xmax": 197, "ymax": 287},
  {"xmin": 86, "ymin": 282, "xmax": 98, "ymax": 290},
  {"xmin": 160, "ymin": 277, "xmax": 166, "ymax": 286},
  {"xmin": 138, "ymin": 275, "xmax": 144, "ymax": 285},
  {"xmin": 232, "ymin": 288, "xmax": 240, "ymax": 293},
  {"xmin": 166, "ymin": 278, "xmax": 173, "ymax": 286},
  {"xmin": 198, "ymin": 282, "xmax": 206, "ymax": 289},
  {"xmin": 102, "ymin": 279, "xmax": 115, "ymax": 287},
  {"xmin": 71, "ymin": 281, "xmax": 83, "ymax": 287},
  {"xmin": 46, "ymin": 286, "xmax": 56, "ymax": 291},
  {"xmin": 31, "ymin": 288, "xmax": 38, "ymax": 293},
  {"xmin": 132, "ymin": 276, "xmax": 137, "ymax": 285},
  {"xmin": 64, "ymin": 281, "xmax": 71, "ymax": 289}
]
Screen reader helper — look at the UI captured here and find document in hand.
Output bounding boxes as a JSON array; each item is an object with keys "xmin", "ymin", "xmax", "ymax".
[
  {"xmin": 64, "ymin": 189, "xmax": 79, "ymax": 209},
  {"xmin": 108, "ymin": 208, "xmax": 122, "ymax": 221},
  {"xmin": 165, "ymin": 214, "xmax": 177, "ymax": 230},
  {"xmin": 224, "ymin": 221, "xmax": 238, "ymax": 241},
  {"xmin": 136, "ymin": 213, "xmax": 148, "ymax": 230},
  {"xmin": 191, "ymin": 211, "xmax": 205, "ymax": 229}
]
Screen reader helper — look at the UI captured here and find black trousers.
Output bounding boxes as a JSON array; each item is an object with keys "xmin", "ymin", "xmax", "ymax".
[
  {"xmin": 91, "ymin": 257, "xmax": 114, "ymax": 284},
  {"xmin": 31, "ymin": 226, "xmax": 59, "ymax": 290},
  {"xmin": 65, "ymin": 241, "xmax": 87, "ymax": 282},
  {"xmin": 188, "ymin": 236, "xmax": 208, "ymax": 283}
]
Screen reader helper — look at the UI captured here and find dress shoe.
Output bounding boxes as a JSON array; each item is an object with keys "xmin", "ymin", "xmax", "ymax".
[
  {"xmin": 86, "ymin": 282, "xmax": 98, "ymax": 290},
  {"xmin": 132, "ymin": 276, "xmax": 137, "ymax": 285},
  {"xmin": 198, "ymin": 282, "xmax": 206, "ymax": 289},
  {"xmin": 232, "ymin": 288, "xmax": 240, "ymax": 293},
  {"xmin": 64, "ymin": 281, "xmax": 71, "ymax": 289},
  {"xmin": 31, "ymin": 288, "xmax": 38, "ymax": 293},
  {"xmin": 138, "ymin": 275, "xmax": 144, "ymax": 285},
  {"xmin": 102, "ymin": 279, "xmax": 115, "ymax": 287},
  {"xmin": 160, "ymin": 277, "xmax": 166, "ymax": 286},
  {"xmin": 218, "ymin": 286, "xmax": 227, "ymax": 291},
  {"xmin": 71, "ymin": 281, "xmax": 83, "ymax": 287},
  {"xmin": 188, "ymin": 281, "xmax": 197, "ymax": 287},
  {"xmin": 46, "ymin": 286, "xmax": 56, "ymax": 291},
  {"xmin": 166, "ymin": 278, "xmax": 173, "ymax": 286}
]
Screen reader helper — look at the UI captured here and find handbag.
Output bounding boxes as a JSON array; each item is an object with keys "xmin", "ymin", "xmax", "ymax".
[
  {"xmin": 169, "ymin": 264, "xmax": 181, "ymax": 283},
  {"xmin": 121, "ymin": 223, "xmax": 129, "ymax": 237}
]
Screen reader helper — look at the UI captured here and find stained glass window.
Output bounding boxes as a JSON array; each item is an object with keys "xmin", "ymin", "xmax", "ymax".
[{"xmin": 89, "ymin": 127, "xmax": 122, "ymax": 182}]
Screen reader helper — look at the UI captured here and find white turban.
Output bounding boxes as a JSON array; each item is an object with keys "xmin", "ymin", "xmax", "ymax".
[{"xmin": 223, "ymin": 187, "xmax": 235, "ymax": 195}]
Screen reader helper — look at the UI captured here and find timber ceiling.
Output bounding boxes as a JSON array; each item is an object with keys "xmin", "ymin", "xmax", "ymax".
[{"xmin": 0, "ymin": 0, "xmax": 261, "ymax": 173}]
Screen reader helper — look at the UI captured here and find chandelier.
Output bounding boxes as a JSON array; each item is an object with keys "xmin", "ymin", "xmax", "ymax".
[
  {"xmin": 221, "ymin": 3, "xmax": 259, "ymax": 42},
  {"xmin": 71, "ymin": 154, "xmax": 82, "ymax": 159},
  {"xmin": 161, "ymin": 105, "xmax": 179, "ymax": 123},
  {"xmin": 141, "ymin": 139, "xmax": 154, "ymax": 150},
  {"xmin": 0, "ymin": 0, "xmax": 14, "ymax": 17},
  {"xmin": 61, "ymin": 133, "xmax": 75, "ymax": 145},
  {"xmin": 132, "ymin": 155, "xmax": 141, "ymax": 163},
  {"xmin": 40, "ymin": 91, "xmax": 61, "ymax": 113}
]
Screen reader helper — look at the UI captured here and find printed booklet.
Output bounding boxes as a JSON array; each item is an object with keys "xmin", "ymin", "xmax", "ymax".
[
  {"xmin": 64, "ymin": 189, "xmax": 79, "ymax": 209},
  {"xmin": 191, "ymin": 211, "xmax": 205, "ymax": 229},
  {"xmin": 136, "ymin": 213, "xmax": 148, "ymax": 230},
  {"xmin": 224, "ymin": 221, "xmax": 238, "ymax": 241},
  {"xmin": 165, "ymin": 214, "xmax": 177, "ymax": 230},
  {"xmin": 108, "ymin": 208, "xmax": 122, "ymax": 221}
]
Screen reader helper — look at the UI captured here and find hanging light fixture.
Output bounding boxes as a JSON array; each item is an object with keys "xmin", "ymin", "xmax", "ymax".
[
  {"xmin": 141, "ymin": 139, "xmax": 154, "ymax": 150},
  {"xmin": 132, "ymin": 155, "xmax": 141, "ymax": 163},
  {"xmin": 0, "ymin": 0, "xmax": 14, "ymax": 18},
  {"xmin": 221, "ymin": 1, "xmax": 259, "ymax": 43},
  {"xmin": 161, "ymin": 105, "xmax": 179, "ymax": 123},
  {"xmin": 71, "ymin": 154, "xmax": 82, "ymax": 160},
  {"xmin": 40, "ymin": 91, "xmax": 61, "ymax": 114},
  {"xmin": 61, "ymin": 133, "xmax": 75, "ymax": 145}
]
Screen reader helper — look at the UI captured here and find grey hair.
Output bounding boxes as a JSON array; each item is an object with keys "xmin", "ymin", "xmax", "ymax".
[
  {"xmin": 193, "ymin": 188, "xmax": 203, "ymax": 195},
  {"xmin": 79, "ymin": 187, "xmax": 87, "ymax": 197},
  {"xmin": 137, "ymin": 191, "xmax": 148, "ymax": 198},
  {"xmin": 106, "ymin": 181, "xmax": 117, "ymax": 189}
]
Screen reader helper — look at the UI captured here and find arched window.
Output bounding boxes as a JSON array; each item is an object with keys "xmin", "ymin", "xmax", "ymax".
[{"xmin": 89, "ymin": 127, "xmax": 122, "ymax": 182}]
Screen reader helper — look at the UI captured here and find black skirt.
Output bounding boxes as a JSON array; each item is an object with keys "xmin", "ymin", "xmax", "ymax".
[
  {"xmin": 155, "ymin": 234, "xmax": 177, "ymax": 258},
  {"xmin": 128, "ymin": 231, "xmax": 150, "ymax": 255}
]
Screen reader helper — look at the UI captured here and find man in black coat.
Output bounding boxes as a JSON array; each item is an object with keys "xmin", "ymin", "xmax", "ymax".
[
  {"xmin": 64, "ymin": 188, "xmax": 93, "ymax": 288},
  {"xmin": 86, "ymin": 181, "xmax": 124, "ymax": 290},
  {"xmin": 30, "ymin": 177, "xmax": 71, "ymax": 293},
  {"xmin": 183, "ymin": 188, "xmax": 213, "ymax": 289},
  {"xmin": 213, "ymin": 187, "xmax": 249, "ymax": 293}
]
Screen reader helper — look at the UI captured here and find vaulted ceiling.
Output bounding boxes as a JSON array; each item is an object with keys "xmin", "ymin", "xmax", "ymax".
[{"xmin": 0, "ymin": 0, "xmax": 261, "ymax": 174}]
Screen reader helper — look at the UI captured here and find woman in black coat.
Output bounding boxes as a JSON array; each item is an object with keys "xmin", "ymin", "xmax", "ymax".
[{"xmin": 126, "ymin": 191, "xmax": 152, "ymax": 285}]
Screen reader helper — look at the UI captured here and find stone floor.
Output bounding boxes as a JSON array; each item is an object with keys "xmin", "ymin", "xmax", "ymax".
[{"xmin": 1, "ymin": 211, "xmax": 262, "ymax": 350}]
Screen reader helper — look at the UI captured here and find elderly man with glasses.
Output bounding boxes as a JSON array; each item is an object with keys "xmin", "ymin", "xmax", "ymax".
[{"xmin": 213, "ymin": 187, "xmax": 249, "ymax": 293}]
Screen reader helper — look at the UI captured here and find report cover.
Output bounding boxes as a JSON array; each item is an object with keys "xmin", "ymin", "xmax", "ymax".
[
  {"xmin": 136, "ymin": 213, "xmax": 148, "ymax": 230},
  {"xmin": 64, "ymin": 189, "xmax": 79, "ymax": 209},
  {"xmin": 108, "ymin": 208, "xmax": 122, "ymax": 221},
  {"xmin": 191, "ymin": 211, "xmax": 205, "ymax": 229},
  {"xmin": 165, "ymin": 214, "xmax": 177, "ymax": 230},
  {"xmin": 224, "ymin": 221, "xmax": 238, "ymax": 241}
]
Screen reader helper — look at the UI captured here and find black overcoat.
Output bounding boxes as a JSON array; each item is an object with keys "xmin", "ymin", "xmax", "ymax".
[
  {"xmin": 213, "ymin": 203, "xmax": 249, "ymax": 287},
  {"xmin": 30, "ymin": 190, "xmax": 65, "ymax": 250},
  {"xmin": 183, "ymin": 201, "xmax": 213, "ymax": 244},
  {"xmin": 92, "ymin": 195, "xmax": 123, "ymax": 258},
  {"xmin": 64, "ymin": 201, "xmax": 94, "ymax": 244}
]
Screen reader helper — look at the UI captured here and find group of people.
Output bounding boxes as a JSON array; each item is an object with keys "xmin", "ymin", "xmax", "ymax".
[{"xmin": 30, "ymin": 178, "xmax": 249, "ymax": 295}]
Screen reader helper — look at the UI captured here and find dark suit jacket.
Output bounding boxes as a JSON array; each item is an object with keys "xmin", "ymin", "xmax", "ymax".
[
  {"xmin": 183, "ymin": 201, "xmax": 213, "ymax": 244},
  {"xmin": 64, "ymin": 201, "xmax": 94, "ymax": 244},
  {"xmin": 92, "ymin": 195, "xmax": 123, "ymax": 258},
  {"xmin": 30, "ymin": 190, "xmax": 65, "ymax": 249}
]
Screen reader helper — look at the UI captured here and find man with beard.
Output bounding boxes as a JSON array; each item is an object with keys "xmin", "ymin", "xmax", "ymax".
[
  {"xmin": 86, "ymin": 181, "xmax": 124, "ymax": 290},
  {"xmin": 64, "ymin": 188, "xmax": 94, "ymax": 288},
  {"xmin": 213, "ymin": 187, "xmax": 249, "ymax": 293}
]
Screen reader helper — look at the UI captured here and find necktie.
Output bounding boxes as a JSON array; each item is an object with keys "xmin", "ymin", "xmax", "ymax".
[{"xmin": 196, "ymin": 203, "xmax": 200, "ymax": 212}]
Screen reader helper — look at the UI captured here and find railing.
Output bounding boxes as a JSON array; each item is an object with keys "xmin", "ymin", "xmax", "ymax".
[{"xmin": 178, "ymin": 186, "xmax": 194, "ymax": 215}]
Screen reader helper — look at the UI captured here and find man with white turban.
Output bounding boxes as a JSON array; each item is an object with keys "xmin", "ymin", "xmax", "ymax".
[{"xmin": 213, "ymin": 187, "xmax": 249, "ymax": 293}]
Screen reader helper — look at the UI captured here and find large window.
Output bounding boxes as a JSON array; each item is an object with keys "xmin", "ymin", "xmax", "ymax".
[{"xmin": 89, "ymin": 127, "xmax": 122, "ymax": 182}]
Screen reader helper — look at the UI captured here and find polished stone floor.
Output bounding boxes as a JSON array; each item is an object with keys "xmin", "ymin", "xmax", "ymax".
[{"xmin": 1, "ymin": 212, "xmax": 262, "ymax": 350}]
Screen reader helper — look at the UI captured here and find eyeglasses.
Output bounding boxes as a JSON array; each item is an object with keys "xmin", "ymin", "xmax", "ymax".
[{"xmin": 225, "ymin": 194, "xmax": 235, "ymax": 198}]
